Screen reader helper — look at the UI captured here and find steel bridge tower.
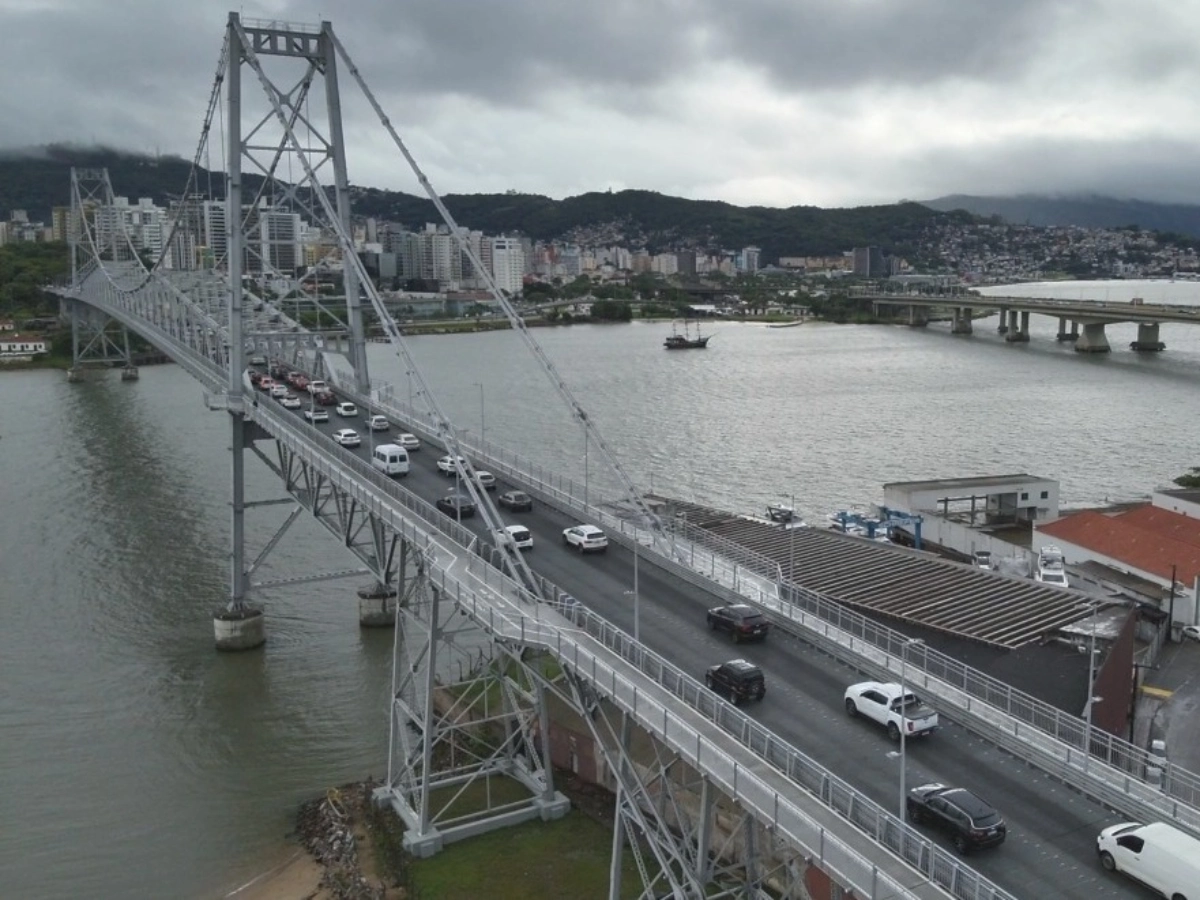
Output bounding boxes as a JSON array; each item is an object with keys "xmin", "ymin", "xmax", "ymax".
[{"xmin": 212, "ymin": 15, "xmax": 376, "ymax": 649}]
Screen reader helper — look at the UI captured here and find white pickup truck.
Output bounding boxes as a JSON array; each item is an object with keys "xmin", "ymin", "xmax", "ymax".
[{"xmin": 844, "ymin": 681, "xmax": 939, "ymax": 740}]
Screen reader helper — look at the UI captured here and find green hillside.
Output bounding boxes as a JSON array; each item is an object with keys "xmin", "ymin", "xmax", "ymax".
[{"xmin": 1, "ymin": 144, "xmax": 968, "ymax": 262}]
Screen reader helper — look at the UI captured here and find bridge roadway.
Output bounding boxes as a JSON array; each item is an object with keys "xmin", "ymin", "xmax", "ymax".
[
  {"xmin": 263, "ymin": 383, "xmax": 1151, "ymax": 900},
  {"xmin": 857, "ymin": 291, "xmax": 1200, "ymax": 325}
]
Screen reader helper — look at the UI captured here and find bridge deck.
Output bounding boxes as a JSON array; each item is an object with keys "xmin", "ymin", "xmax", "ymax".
[{"xmin": 650, "ymin": 497, "xmax": 1089, "ymax": 649}]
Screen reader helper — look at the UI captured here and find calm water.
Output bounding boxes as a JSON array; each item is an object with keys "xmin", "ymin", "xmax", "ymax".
[{"xmin": 4, "ymin": 279, "xmax": 1200, "ymax": 898}]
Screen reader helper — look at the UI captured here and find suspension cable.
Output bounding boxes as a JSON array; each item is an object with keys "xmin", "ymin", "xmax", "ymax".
[
  {"xmin": 229, "ymin": 19, "xmax": 545, "ymax": 597},
  {"xmin": 328, "ymin": 29, "xmax": 673, "ymax": 557}
]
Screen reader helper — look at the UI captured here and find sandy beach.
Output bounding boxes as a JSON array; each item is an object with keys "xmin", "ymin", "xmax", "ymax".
[{"xmin": 220, "ymin": 850, "xmax": 324, "ymax": 900}]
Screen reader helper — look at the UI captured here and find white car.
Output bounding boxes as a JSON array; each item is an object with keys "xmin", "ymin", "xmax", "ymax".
[
  {"xmin": 332, "ymin": 428, "xmax": 360, "ymax": 447},
  {"xmin": 495, "ymin": 525, "xmax": 533, "ymax": 551},
  {"xmin": 437, "ymin": 455, "xmax": 468, "ymax": 476},
  {"xmin": 279, "ymin": 393, "xmax": 302, "ymax": 409},
  {"xmin": 562, "ymin": 524, "xmax": 608, "ymax": 553},
  {"xmin": 844, "ymin": 681, "xmax": 938, "ymax": 740},
  {"xmin": 269, "ymin": 383, "xmax": 289, "ymax": 398},
  {"xmin": 474, "ymin": 470, "xmax": 497, "ymax": 490},
  {"xmin": 367, "ymin": 415, "xmax": 389, "ymax": 431},
  {"xmin": 336, "ymin": 402, "xmax": 358, "ymax": 417},
  {"xmin": 307, "ymin": 380, "xmax": 328, "ymax": 395},
  {"xmin": 398, "ymin": 433, "xmax": 421, "ymax": 451},
  {"xmin": 1182, "ymin": 624, "xmax": 1200, "ymax": 642},
  {"xmin": 303, "ymin": 408, "xmax": 329, "ymax": 423}
]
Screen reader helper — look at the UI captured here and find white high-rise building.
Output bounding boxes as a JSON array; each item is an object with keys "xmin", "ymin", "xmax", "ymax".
[{"xmin": 490, "ymin": 236, "xmax": 525, "ymax": 296}]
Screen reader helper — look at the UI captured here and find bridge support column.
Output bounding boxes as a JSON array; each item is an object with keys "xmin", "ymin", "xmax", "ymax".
[
  {"xmin": 906, "ymin": 305, "xmax": 927, "ymax": 328},
  {"xmin": 951, "ymin": 307, "xmax": 973, "ymax": 334},
  {"xmin": 1074, "ymin": 322, "xmax": 1111, "ymax": 353},
  {"xmin": 357, "ymin": 583, "xmax": 397, "ymax": 627},
  {"xmin": 1056, "ymin": 317, "xmax": 1079, "ymax": 342},
  {"xmin": 1130, "ymin": 322, "xmax": 1165, "ymax": 351},
  {"xmin": 1005, "ymin": 309, "xmax": 1029, "ymax": 342},
  {"xmin": 996, "ymin": 309, "xmax": 1008, "ymax": 334},
  {"xmin": 213, "ymin": 606, "xmax": 266, "ymax": 651}
]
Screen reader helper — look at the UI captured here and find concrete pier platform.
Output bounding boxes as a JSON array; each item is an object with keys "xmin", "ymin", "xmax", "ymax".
[{"xmin": 213, "ymin": 606, "xmax": 266, "ymax": 650}]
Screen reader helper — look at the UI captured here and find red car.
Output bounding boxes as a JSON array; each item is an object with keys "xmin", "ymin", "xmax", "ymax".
[
  {"xmin": 290, "ymin": 374, "xmax": 309, "ymax": 392},
  {"xmin": 314, "ymin": 390, "xmax": 337, "ymax": 406}
]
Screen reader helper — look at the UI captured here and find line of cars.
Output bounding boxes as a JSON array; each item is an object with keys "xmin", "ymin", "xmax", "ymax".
[
  {"xmin": 699, "ymin": 612, "xmax": 1200, "ymax": 884},
  {"xmin": 698, "ymin": 604, "xmax": 1009, "ymax": 856}
]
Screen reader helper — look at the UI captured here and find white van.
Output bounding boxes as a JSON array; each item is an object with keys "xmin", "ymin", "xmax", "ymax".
[
  {"xmin": 371, "ymin": 443, "xmax": 410, "ymax": 477},
  {"xmin": 1097, "ymin": 821, "xmax": 1200, "ymax": 898}
]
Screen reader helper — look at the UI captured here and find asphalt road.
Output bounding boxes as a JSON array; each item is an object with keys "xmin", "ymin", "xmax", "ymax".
[{"xmin": 266, "ymin": 382, "xmax": 1157, "ymax": 900}]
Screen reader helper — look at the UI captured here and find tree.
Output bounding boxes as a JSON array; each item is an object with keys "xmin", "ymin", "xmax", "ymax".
[{"xmin": 1174, "ymin": 468, "xmax": 1200, "ymax": 489}]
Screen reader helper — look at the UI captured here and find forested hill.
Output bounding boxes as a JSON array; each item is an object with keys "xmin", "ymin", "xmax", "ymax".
[
  {"xmin": 923, "ymin": 193, "xmax": 1200, "ymax": 240},
  {"xmin": 1, "ymin": 144, "xmax": 971, "ymax": 261}
]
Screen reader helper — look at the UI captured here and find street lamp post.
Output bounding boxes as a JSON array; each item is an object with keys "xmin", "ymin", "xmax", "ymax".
[
  {"xmin": 633, "ymin": 515, "xmax": 640, "ymax": 642},
  {"xmin": 788, "ymin": 493, "xmax": 796, "ymax": 602},
  {"xmin": 899, "ymin": 638, "xmax": 925, "ymax": 822},
  {"xmin": 1083, "ymin": 600, "xmax": 1101, "ymax": 773}
]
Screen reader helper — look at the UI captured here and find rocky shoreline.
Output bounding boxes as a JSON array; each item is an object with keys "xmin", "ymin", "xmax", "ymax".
[{"xmin": 285, "ymin": 781, "xmax": 405, "ymax": 900}]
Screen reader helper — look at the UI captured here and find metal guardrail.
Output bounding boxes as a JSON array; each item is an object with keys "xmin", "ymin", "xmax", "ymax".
[
  {"xmin": 251, "ymin": 396, "xmax": 994, "ymax": 899},
  {"xmin": 364, "ymin": 388, "xmax": 1200, "ymax": 836}
]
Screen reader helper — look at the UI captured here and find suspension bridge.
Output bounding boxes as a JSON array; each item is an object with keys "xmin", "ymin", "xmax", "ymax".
[{"xmin": 48, "ymin": 13, "xmax": 1200, "ymax": 900}]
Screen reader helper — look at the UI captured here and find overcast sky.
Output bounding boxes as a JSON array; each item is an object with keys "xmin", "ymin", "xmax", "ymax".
[{"xmin": 5, "ymin": 0, "xmax": 1200, "ymax": 209}]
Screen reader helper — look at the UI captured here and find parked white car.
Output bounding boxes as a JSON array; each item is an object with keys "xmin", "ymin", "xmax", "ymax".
[
  {"xmin": 331, "ymin": 428, "xmax": 360, "ymax": 447},
  {"xmin": 562, "ymin": 524, "xmax": 608, "ymax": 553},
  {"xmin": 1182, "ymin": 624, "xmax": 1200, "ymax": 642},
  {"xmin": 367, "ymin": 415, "xmax": 389, "ymax": 431},
  {"xmin": 844, "ymin": 681, "xmax": 938, "ymax": 740}
]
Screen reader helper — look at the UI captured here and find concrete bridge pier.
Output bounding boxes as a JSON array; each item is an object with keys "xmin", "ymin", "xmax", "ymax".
[
  {"xmin": 1074, "ymin": 322, "xmax": 1111, "ymax": 353},
  {"xmin": 1004, "ymin": 309, "xmax": 1030, "ymax": 342},
  {"xmin": 213, "ymin": 606, "xmax": 266, "ymax": 651},
  {"xmin": 996, "ymin": 310, "xmax": 1008, "ymax": 334},
  {"xmin": 951, "ymin": 307, "xmax": 973, "ymax": 334},
  {"xmin": 1056, "ymin": 317, "xmax": 1079, "ymax": 342},
  {"xmin": 358, "ymin": 582, "xmax": 398, "ymax": 627},
  {"xmin": 906, "ymin": 305, "xmax": 927, "ymax": 327},
  {"xmin": 1130, "ymin": 322, "xmax": 1166, "ymax": 351}
]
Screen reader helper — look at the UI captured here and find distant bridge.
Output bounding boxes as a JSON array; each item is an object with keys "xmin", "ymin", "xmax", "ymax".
[{"xmin": 856, "ymin": 290, "xmax": 1200, "ymax": 352}]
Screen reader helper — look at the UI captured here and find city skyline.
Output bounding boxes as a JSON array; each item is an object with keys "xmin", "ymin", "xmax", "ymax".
[{"xmin": 5, "ymin": 1, "xmax": 1200, "ymax": 210}]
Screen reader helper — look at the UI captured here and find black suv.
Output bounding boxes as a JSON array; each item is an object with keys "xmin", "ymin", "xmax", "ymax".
[
  {"xmin": 707, "ymin": 604, "xmax": 770, "ymax": 643},
  {"xmin": 704, "ymin": 659, "xmax": 766, "ymax": 705},
  {"xmin": 906, "ymin": 783, "xmax": 1006, "ymax": 853},
  {"xmin": 436, "ymin": 493, "xmax": 476, "ymax": 518}
]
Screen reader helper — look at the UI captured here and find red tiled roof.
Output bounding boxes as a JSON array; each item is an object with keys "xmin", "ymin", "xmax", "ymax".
[{"xmin": 1039, "ymin": 506, "xmax": 1200, "ymax": 584}]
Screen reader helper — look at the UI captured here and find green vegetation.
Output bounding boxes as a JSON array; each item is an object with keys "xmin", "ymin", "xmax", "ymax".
[
  {"xmin": 1174, "ymin": 468, "xmax": 1200, "ymax": 489},
  {"xmin": 0, "ymin": 240, "xmax": 68, "ymax": 316},
  {"xmin": 0, "ymin": 147, "xmax": 974, "ymax": 264},
  {"xmin": 407, "ymin": 808, "xmax": 641, "ymax": 899}
]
